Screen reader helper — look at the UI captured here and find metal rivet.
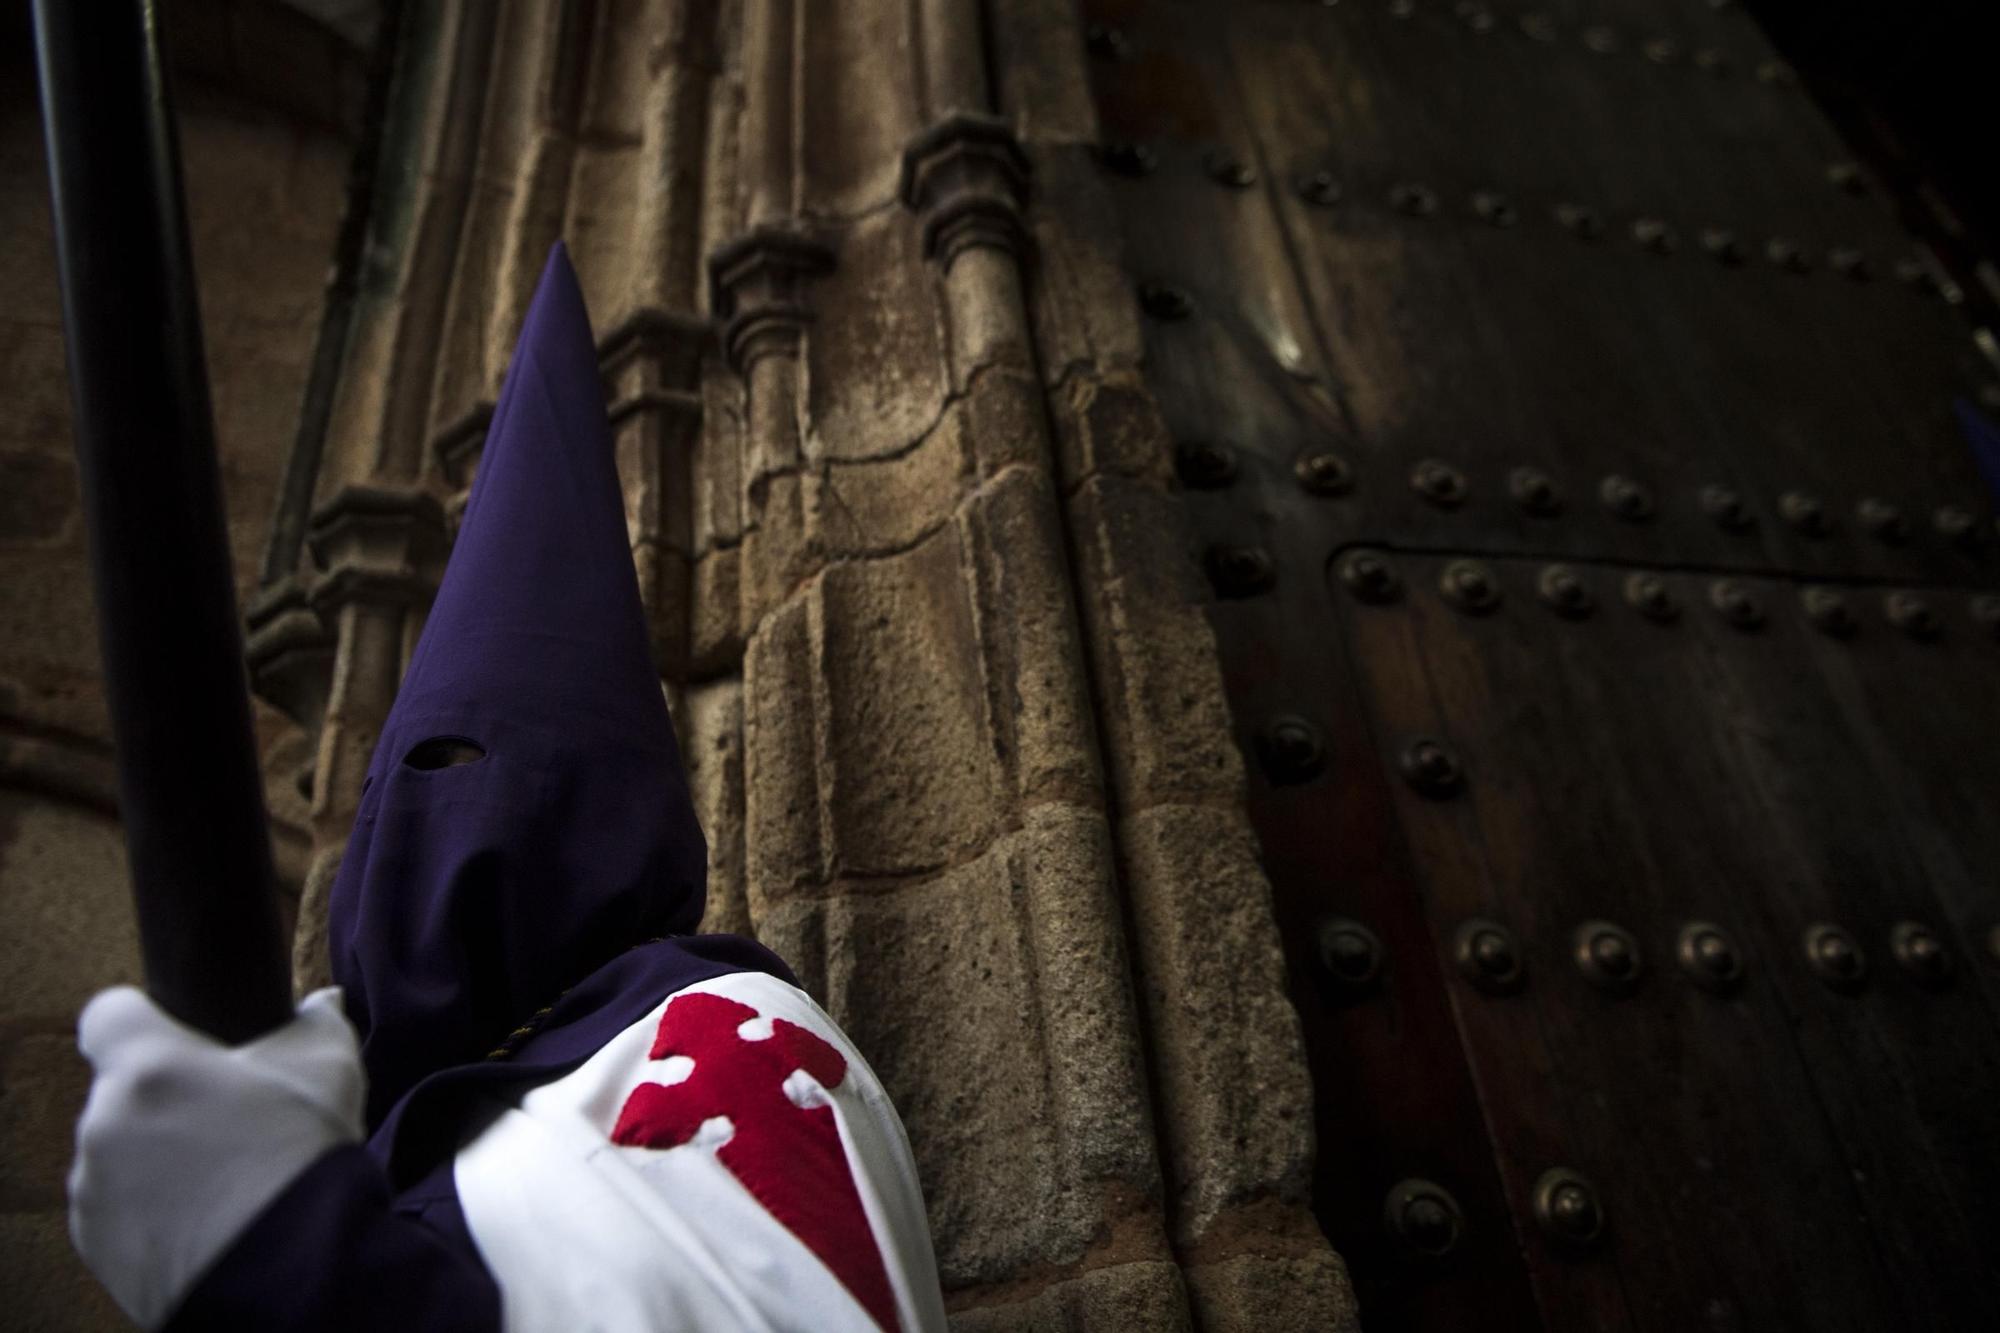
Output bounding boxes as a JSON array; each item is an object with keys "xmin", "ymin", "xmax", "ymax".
[
  {"xmin": 1829, "ymin": 248, "xmax": 1870, "ymax": 280},
  {"xmin": 1472, "ymin": 189, "xmax": 1517, "ymax": 227},
  {"xmin": 1804, "ymin": 922, "xmax": 1867, "ymax": 991},
  {"xmin": 1856, "ymin": 497, "xmax": 1908, "ymax": 543},
  {"xmin": 1623, "ymin": 572, "xmax": 1680, "ymax": 622},
  {"xmin": 1756, "ymin": 58, "xmax": 1797, "ymax": 85},
  {"xmin": 1297, "ymin": 171, "xmax": 1342, "ymax": 206},
  {"xmin": 1700, "ymin": 483, "xmax": 1754, "ymax": 532},
  {"xmin": 1778, "ymin": 490, "xmax": 1830, "ymax": 537},
  {"xmin": 1894, "ymin": 256, "xmax": 1940, "ymax": 295},
  {"xmin": 1410, "ymin": 458, "xmax": 1468, "ymax": 508},
  {"xmin": 1693, "ymin": 48, "xmax": 1729, "ymax": 75},
  {"xmin": 1972, "ymin": 593, "xmax": 2000, "ymax": 638},
  {"xmin": 1699, "ymin": 228, "xmax": 1745, "ymax": 265},
  {"xmin": 1884, "ymin": 590, "xmax": 1941, "ymax": 640},
  {"xmin": 1643, "ymin": 36, "xmax": 1681, "ymax": 64},
  {"xmin": 1316, "ymin": 917, "xmax": 1385, "ymax": 993},
  {"xmin": 1766, "ymin": 237, "xmax": 1812, "ymax": 272},
  {"xmin": 1296, "ymin": 451, "xmax": 1354, "ymax": 495},
  {"xmin": 1533, "ymin": 1168, "xmax": 1605, "ymax": 1247},
  {"xmin": 1581, "ymin": 24, "xmax": 1620, "ymax": 55},
  {"xmin": 1439, "ymin": 559, "xmax": 1501, "ymax": 614},
  {"xmin": 1385, "ymin": 1179, "xmax": 1464, "ymax": 1257},
  {"xmin": 1455, "ymin": 918, "xmax": 1525, "ymax": 993},
  {"xmin": 1453, "ymin": 1, "xmax": 1497, "ymax": 34},
  {"xmin": 1205, "ymin": 544, "xmax": 1276, "ymax": 598},
  {"xmin": 1390, "ymin": 182, "xmax": 1439, "ymax": 217},
  {"xmin": 1258, "ymin": 715, "xmax": 1325, "ymax": 783},
  {"xmin": 1099, "ymin": 142, "xmax": 1156, "ymax": 177},
  {"xmin": 1827, "ymin": 161, "xmax": 1867, "ymax": 194},
  {"xmin": 1600, "ymin": 474, "xmax": 1655, "ymax": 522},
  {"xmin": 1537, "ymin": 564, "xmax": 1594, "ymax": 618},
  {"xmin": 1401, "ymin": 737, "xmax": 1465, "ymax": 797},
  {"xmin": 1510, "ymin": 466, "xmax": 1562, "ymax": 516},
  {"xmin": 1574, "ymin": 920, "xmax": 1642, "ymax": 993},
  {"xmin": 1632, "ymin": 217, "xmax": 1678, "ymax": 254},
  {"xmin": 1554, "ymin": 202, "xmax": 1603, "ymax": 240},
  {"xmin": 1518, "ymin": 12, "xmax": 1559, "ymax": 43},
  {"xmin": 1933, "ymin": 504, "xmax": 1979, "ymax": 546},
  {"xmin": 1800, "ymin": 586, "xmax": 1856, "ymax": 637},
  {"xmin": 1709, "ymin": 579, "xmax": 1765, "ymax": 630},
  {"xmin": 1890, "ymin": 921, "xmax": 1953, "ymax": 988},
  {"xmin": 1204, "ymin": 150, "xmax": 1255, "ymax": 189},
  {"xmin": 1339, "ymin": 549, "xmax": 1404, "ymax": 604},
  {"xmin": 1138, "ymin": 282, "xmax": 1193, "ymax": 320},
  {"xmin": 1085, "ymin": 23, "xmax": 1130, "ymax": 60},
  {"xmin": 1175, "ymin": 440, "xmax": 1238, "ymax": 489},
  {"xmin": 1677, "ymin": 921, "xmax": 1745, "ymax": 993}
]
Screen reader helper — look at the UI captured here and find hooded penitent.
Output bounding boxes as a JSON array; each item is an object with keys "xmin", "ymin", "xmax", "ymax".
[{"xmin": 329, "ymin": 244, "xmax": 715, "ymax": 1128}]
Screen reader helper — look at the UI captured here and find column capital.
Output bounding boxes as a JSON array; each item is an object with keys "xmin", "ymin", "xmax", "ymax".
[
  {"xmin": 707, "ymin": 225, "xmax": 835, "ymax": 372},
  {"xmin": 899, "ymin": 113, "xmax": 1031, "ymax": 266}
]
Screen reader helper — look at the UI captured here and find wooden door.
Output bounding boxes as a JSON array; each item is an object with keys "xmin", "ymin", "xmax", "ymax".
[{"xmin": 1077, "ymin": 1, "xmax": 2000, "ymax": 1328}]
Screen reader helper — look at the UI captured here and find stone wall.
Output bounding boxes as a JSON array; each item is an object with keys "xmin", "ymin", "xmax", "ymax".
[{"xmin": 0, "ymin": 10, "xmax": 358, "ymax": 1326}]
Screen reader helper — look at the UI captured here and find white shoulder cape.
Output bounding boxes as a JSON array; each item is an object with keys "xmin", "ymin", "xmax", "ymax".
[{"xmin": 454, "ymin": 971, "xmax": 948, "ymax": 1333}]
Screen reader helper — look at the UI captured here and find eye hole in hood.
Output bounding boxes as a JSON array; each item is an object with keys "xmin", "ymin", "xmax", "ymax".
[{"xmin": 403, "ymin": 736, "xmax": 488, "ymax": 770}]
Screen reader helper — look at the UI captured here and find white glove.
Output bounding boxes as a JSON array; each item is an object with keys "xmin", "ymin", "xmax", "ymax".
[{"xmin": 68, "ymin": 986, "xmax": 367, "ymax": 1329}]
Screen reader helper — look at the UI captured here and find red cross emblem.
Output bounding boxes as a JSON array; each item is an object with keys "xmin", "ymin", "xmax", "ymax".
[{"xmin": 612, "ymin": 991, "xmax": 899, "ymax": 1332}]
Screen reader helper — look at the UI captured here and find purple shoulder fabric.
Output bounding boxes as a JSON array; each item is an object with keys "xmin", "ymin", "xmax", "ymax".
[{"xmin": 166, "ymin": 244, "xmax": 796, "ymax": 1326}]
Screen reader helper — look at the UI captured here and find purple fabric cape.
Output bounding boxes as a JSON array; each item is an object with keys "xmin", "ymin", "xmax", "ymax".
[{"xmin": 167, "ymin": 244, "xmax": 793, "ymax": 1329}]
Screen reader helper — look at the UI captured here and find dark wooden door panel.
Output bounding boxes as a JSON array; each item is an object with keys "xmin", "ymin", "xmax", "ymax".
[{"xmin": 1084, "ymin": 1, "xmax": 2000, "ymax": 1329}]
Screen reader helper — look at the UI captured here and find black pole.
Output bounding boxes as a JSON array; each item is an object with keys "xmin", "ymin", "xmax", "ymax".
[{"xmin": 33, "ymin": 0, "xmax": 293, "ymax": 1043}]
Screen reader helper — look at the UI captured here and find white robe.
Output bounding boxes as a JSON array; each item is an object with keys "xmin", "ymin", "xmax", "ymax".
[{"xmin": 454, "ymin": 972, "xmax": 948, "ymax": 1332}]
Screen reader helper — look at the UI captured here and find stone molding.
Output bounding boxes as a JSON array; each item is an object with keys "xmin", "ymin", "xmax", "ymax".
[
  {"xmin": 707, "ymin": 225, "xmax": 835, "ymax": 372},
  {"xmin": 900, "ymin": 113, "xmax": 1032, "ymax": 267}
]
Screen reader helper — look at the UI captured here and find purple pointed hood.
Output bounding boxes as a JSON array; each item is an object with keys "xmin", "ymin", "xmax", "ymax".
[{"xmin": 328, "ymin": 244, "xmax": 706, "ymax": 1126}]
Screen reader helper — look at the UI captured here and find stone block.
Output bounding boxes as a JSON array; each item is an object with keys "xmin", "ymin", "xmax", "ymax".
[
  {"xmin": 804, "ymin": 211, "xmax": 950, "ymax": 465},
  {"xmin": 814, "ymin": 410, "xmax": 971, "ymax": 557},
  {"xmin": 0, "ymin": 794, "xmax": 138, "ymax": 1017},
  {"xmin": 1119, "ymin": 805, "xmax": 1315, "ymax": 1243},
  {"xmin": 1064, "ymin": 476, "xmax": 1244, "ymax": 809},
  {"xmin": 0, "ymin": 453, "xmax": 78, "ymax": 547},
  {"xmin": 754, "ymin": 805, "xmax": 1159, "ymax": 1287},
  {"xmin": 0, "ymin": 1211, "xmax": 130, "ymax": 1332},
  {"xmin": 686, "ymin": 676, "xmax": 751, "ymax": 938},
  {"xmin": 961, "ymin": 366, "xmax": 1051, "ymax": 482},
  {"xmin": 742, "ymin": 593, "xmax": 830, "ymax": 896},
  {"xmin": 953, "ymin": 469, "xmax": 1102, "ymax": 813},
  {"xmin": 694, "ymin": 366, "xmax": 746, "ymax": 551},
  {"xmin": 1184, "ymin": 1251, "xmax": 1361, "ymax": 1333},
  {"xmin": 1051, "ymin": 371, "xmax": 1175, "ymax": 492},
  {"xmin": 948, "ymin": 1260, "xmax": 1191, "ymax": 1333},
  {"xmin": 0, "ymin": 1028, "xmax": 89, "ymax": 1212},
  {"xmin": 1023, "ymin": 146, "xmax": 1147, "ymax": 384},
  {"xmin": 688, "ymin": 544, "xmax": 743, "ymax": 677}
]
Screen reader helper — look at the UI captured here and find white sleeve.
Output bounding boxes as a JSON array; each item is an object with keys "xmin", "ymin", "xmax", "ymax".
[{"xmin": 455, "ymin": 972, "xmax": 948, "ymax": 1333}]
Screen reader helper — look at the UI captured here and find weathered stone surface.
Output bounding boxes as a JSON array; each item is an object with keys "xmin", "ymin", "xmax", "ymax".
[
  {"xmin": 686, "ymin": 676, "xmax": 751, "ymax": 938},
  {"xmin": 754, "ymin": 804, "xmax": 1159, "ymax": 1287},
  {"xmin": 796, "ymin": 0, "xmax": 922, "ymax": 217},
  {"xmin": 1184, "ymin": 1251, "xmax": 1363, "ymax": 1333},
  {"xmin": 0, "ymin": 1211, "xmax": 129, "ymax": 1332},
  {"xmin": 1119, "ymin": 805, "xmax": 1315, "ymax": 1243},
  {"xmin": 1022, "ymin": 146, "xmax": 1149, "ymax": 385},
  {"xmin": 1064, "ymin": 474, "xmax": 1244, "ymax": 809},
  {"xmin": 1051, "ymin": 369, "xmax": 1176, "ymax": 492},
  {"xmin": 0, "ymin": 1028, "xmax": 89, "ymax": 1212},
  {"xmin": 804, "ymin": 210, "xmax": 950, "ymax": 464},
  {"xmin": 0, "ymin": 795, "xmax": 139, "ymax": 1017},
  {"xmin": 987, "ymin": 0, "xmax": 1104, "ymax": 148},
  {"xmin": 689, "ymin": 543, "xmax": 744, "ymax": 676},
  {"xmin": 949, "ymin": 1260, "xmax": 1191, "ymax": 1333}
]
